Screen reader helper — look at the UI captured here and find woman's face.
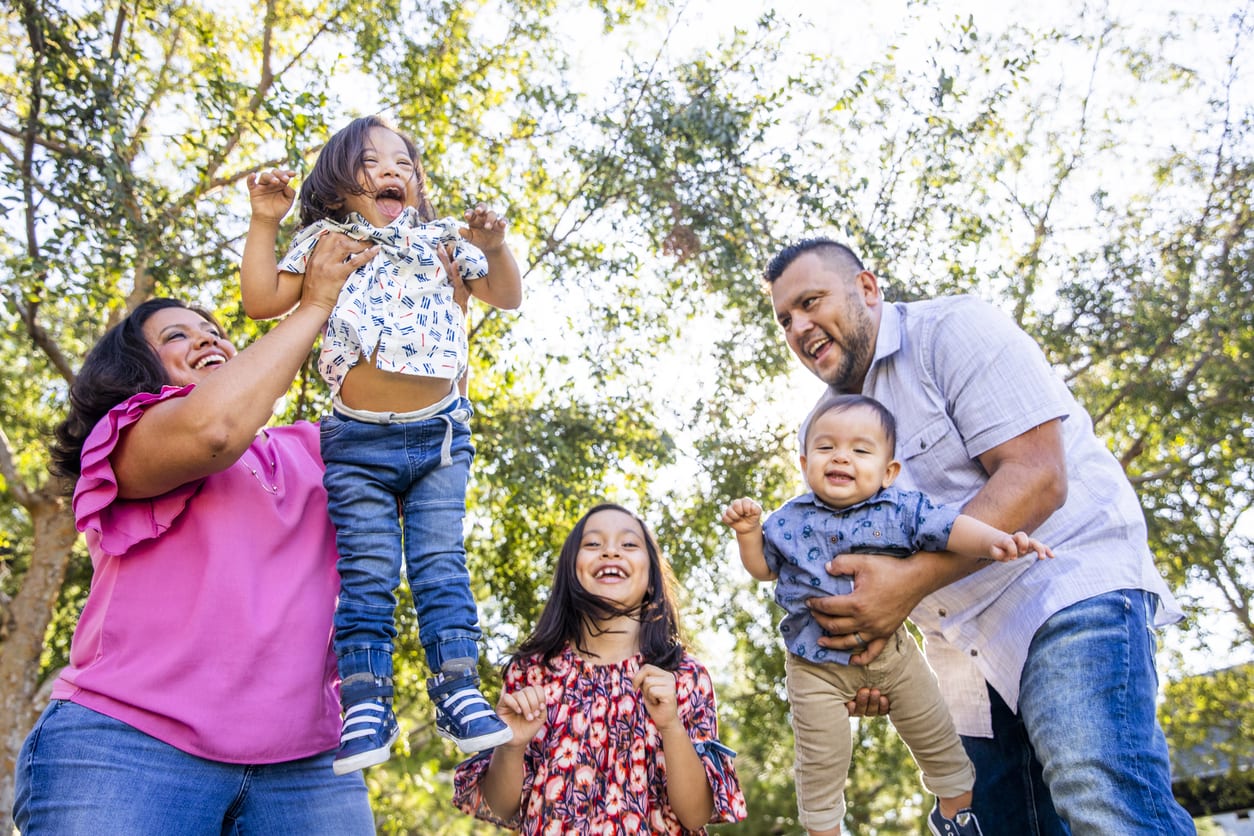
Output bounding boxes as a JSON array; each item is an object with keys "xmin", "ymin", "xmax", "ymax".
[
  {"xmin": 573, "ymin": 508, "xmax": 653, "ymax": 610},
  {"xmin": 143, "ymin": 306, "xmax": 236, "ymax": 387}
]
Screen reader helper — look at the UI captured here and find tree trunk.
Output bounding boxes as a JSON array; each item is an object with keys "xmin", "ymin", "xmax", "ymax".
[{"xmin": 0, "ymin": 495, "xmax": 79, "ymax": 833}]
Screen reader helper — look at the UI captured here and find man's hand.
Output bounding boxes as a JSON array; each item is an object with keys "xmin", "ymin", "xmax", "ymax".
[
  {"xmin": 846, "ymin": 687, "xmax": 891, "ymax": 717},
  {"xmin": 807, "ymin": 552, "xmax": 934, "ymax": 664}
]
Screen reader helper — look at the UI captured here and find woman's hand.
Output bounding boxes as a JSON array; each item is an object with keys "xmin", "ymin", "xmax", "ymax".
[{"xmin": 300, "ymin": 232, "xmax": 377, "ymax": 315}]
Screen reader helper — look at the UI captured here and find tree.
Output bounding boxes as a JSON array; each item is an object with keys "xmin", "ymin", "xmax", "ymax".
[{"xmin": 3, "ymin": 0, "xmax": 1251, "ymax": 832}]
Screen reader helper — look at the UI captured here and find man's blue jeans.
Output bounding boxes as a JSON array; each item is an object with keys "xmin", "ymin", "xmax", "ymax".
[
  {"xmin": 321, "ymin": 398, "xmax": 481, "ymax": 680},
  {"xmin": 14, "ymin": 700, "xmax": 374, "ymax": 835},
  {"xmin": 962, "ymin": 589, "xmax": 1196, "ymax": 835}
]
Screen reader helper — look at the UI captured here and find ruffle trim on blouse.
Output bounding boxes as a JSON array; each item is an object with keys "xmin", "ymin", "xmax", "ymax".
[
  {"xmin": 73, "ymin": 385, "xmax": 203, "ymax": 556},
  {"xmin": 693, "ymin": 739, "xmax": 747, "ymax": 824}
]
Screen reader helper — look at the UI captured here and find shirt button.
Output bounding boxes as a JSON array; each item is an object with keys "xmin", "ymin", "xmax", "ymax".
[
  {"xmin": 969, "ymin": 649, "xmax": 979, "ymax": 657},
  {"xmin": 829, "ymin": 536, "xmax": 837, "ymax": 543},
  {"xmin": 938, "ymin": 608, "xmax": 947, "ymax": 617}
]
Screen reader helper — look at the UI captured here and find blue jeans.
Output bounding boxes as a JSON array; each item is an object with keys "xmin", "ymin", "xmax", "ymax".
[
  {"xmin": 14, "ymin": 700, "xmax": 374, "ymax": 835},
  {"xmin": 321, "ymin": 397, "xmax": 480, "ymax": 681},
  {"xmin": 962, "ymin": 589, "xmax": 1195, "ymax": 835}
]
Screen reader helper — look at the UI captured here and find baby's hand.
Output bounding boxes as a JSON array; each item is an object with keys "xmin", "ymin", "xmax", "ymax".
[
  {"xmin": 460, "ymin": 203, "xmax": 508, "ymax": 253},
  {"xmin": 720, "ymin": 498, "xmax": 763, "ymax": 535},
  {"xmin": 247, "ymin": 168, "xmax": 297, "ymax": 223},
  {"xmin": 989, "ymin": 531, "xmax": 1055, "ymax": 562}
]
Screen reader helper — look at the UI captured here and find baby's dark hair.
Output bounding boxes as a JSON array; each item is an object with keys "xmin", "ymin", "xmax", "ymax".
[
  {"xmin": 297, "ymin": 115, "xmax": 434, "ymax": 228},
  {"xmin": 511, "ymin": 503, "xmax": 685, "ymax": 672},
  {"xmin": 802, "ymin": 393, "xmax": 897, "ymax": 455}
]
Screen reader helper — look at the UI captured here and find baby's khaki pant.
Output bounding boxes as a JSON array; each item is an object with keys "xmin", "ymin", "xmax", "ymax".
[{"xmin": 787, "ymin": 626, "xmax": 975, "ymax": 833}]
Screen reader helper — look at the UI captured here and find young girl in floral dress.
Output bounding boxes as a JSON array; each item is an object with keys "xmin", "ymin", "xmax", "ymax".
[{"xmin": 452, "ymin": 504, "xmax": 747, "ymax": 833}]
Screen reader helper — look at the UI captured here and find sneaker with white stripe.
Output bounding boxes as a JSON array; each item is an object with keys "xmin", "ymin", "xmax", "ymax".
[{"xmin": 427, "ymin": 668, "xmax": 513, "ymax": 753}]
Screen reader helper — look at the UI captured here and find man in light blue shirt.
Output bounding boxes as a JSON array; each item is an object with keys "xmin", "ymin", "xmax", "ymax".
[{"xmin": 764, "ymin": 238, "xmax": 1194, "ymax": 835}]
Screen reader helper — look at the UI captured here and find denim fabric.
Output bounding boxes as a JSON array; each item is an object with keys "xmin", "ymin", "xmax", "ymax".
[
  {"xmin": 14, "ymin": 700, "xmax": 374, "ymax": 836},
  {"xmin": 963, "ymin": 590, "xmax": 1195, "ymax": 835},
  {"xmin": 321, "ymin": 397, "xmax": 481, "ymax": 676}
]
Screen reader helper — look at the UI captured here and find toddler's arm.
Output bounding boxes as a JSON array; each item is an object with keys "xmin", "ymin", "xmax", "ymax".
[
  {"xmin": 459, "ymin": 204, "xmax": 522, "ymax": 310},
  {"xmin": 720, "ymin": 498, "xmax": 777, "ymax": 581},
  {"xmin": 947, "ymin": 513, "xmax": 1054, "ymax": 562},
  {"xmin": 241, "ymin": 169, "xmax": 304, "ymax": 320}
]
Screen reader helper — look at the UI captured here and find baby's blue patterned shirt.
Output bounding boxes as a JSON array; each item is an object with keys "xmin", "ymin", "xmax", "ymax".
[{"xmin": 762, "ymin": 486, "xmax": 959, "ymax": 664}]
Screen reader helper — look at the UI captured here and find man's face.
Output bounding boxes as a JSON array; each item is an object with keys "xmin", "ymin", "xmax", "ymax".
[{"xmin": 770, "ymin": 252, "xmax": 878, "ymax": 392}]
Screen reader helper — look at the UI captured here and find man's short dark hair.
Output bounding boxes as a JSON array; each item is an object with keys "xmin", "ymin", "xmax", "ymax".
[
  {"xmin": 764, "ymin": 238, "xmax": 865, "ymax": 284},
  {"xmin": 801, "ymin": 393, "xmax": 897, "ymax": 456}
]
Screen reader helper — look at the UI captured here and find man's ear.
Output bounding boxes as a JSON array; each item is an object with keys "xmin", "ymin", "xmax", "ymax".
[
  {"xmin": 882, "ymin": 459, "xmax": 902, "ymax": 488},
  {"xmin": 856, "ymin": 270, "xmax": 882, "ymax": 307}
]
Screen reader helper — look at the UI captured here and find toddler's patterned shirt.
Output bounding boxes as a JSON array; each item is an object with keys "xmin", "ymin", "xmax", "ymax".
[{"xmin": 278, "ymin": 207, "xmax": 488, "ymax": 396}]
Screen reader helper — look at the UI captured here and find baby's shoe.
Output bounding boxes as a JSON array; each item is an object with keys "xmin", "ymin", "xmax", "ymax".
[
  {"xmin": 427, "ymin": 665, "xmax": 513, "ymax": 753},
  {"xmin": 333, "ymin": 673, "xmax": 400, "ymax": 775},
  {"xmin": 928, "ymin": 802, "xmax": 984, "ymax": 836}
]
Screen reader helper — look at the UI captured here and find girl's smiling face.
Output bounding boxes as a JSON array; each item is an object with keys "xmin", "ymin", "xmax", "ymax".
[
  {"xmin": 574, "ymin": 508, "xmax": 652, "ymax": 610},
  {"xmin": 342, "ymin": 126, "xmax": 421, "ymax": 226},
  {"xmin": 143, "ymin": 306, "xmax": 236, "ymax": 387}
]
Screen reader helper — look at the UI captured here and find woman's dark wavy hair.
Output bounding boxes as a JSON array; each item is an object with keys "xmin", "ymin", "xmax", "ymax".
[
  {"xmin": 48, "ymin": 298, "xmax": 219, "ymax": 487},
  {"xmin": 297, "ymin": 115, "xmax": 435, "ymax": 229},
  {"xmin": 512, "ymin": 503, "xmax": 685, "ymax": 672}
]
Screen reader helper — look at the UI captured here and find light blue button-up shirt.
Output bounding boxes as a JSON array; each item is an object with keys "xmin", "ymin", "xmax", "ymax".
[{"xmin": 812, "ymin": 296, "xmax": 1182, "ymax": 735}]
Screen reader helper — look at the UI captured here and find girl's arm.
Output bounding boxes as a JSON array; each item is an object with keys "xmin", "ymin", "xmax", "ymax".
[
  {"xmin": 460, "ymin": 204, "xmax": 523, "ymax": 310},
  {"xmin": 721, "ymin": 498, "xmax": 777, "ymax": 581},
  {"xmin": 633, "ymin": 665, "xmax": 715, "ymax": 830},
  {"xmin": 946, "ymin": 514, "xmax": 1054, "ymax": 561},
  {"xmin": 478, "ymin": 684, "xmax": 547, "ymax": 821},
  {"xmin": 240, "ymin": 169, "xmax": 305, "ymax": 319},
  {"xmin": 113, "ymin": 234, "xmax": 377, "ymax": 499}
]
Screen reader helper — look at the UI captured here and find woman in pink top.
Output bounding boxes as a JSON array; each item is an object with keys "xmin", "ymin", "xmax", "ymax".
[{"xmin": 13, "ymin": 233, "xmax": 380, "ymax": 835}]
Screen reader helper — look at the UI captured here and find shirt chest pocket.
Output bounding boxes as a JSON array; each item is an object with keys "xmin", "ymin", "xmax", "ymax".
[{"xmin": 897, "ymin": 414, "xmax": 978, "ymax": 498}]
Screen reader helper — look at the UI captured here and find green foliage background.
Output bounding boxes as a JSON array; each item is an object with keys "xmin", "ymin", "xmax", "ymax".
[{"xmin": 2, "ymin": 0, "xmax": 1251, "ymax": 832}]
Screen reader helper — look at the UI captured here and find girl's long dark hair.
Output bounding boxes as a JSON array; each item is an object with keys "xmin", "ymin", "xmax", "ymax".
[
  {"xmin": 512, "ymin": 503, "xmax": 685, "ymax": 672},
  {"xmin": 48, "ymin": 298, "xmax": 215, "ymax": 488},
  {"xmin": 297, "ymin": 115, "xmax": 435, "ymax": 228}
]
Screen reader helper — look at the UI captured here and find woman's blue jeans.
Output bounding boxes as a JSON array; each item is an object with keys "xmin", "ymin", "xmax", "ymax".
[
  {"xmin": 14, "ymin": 700, "xmax": 374, "ymax": 835},
  {"xmin": 321, "ymin": 399, "xmax": 481, "ymax": 680},
  {"xmin": 962, "ymin": 589, "xmax": 1196, "ymax": 835}
]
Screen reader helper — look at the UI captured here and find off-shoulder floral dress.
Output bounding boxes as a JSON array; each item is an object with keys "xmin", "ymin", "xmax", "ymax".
[{"xmin": 453, "ymin": 646, "xmax": 747, "ymax": 834}]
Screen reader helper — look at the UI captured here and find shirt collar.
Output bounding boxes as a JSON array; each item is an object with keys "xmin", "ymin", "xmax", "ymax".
[{"xmin": 797, "ymin": 488, "xmax": 887, "ymax": 515}]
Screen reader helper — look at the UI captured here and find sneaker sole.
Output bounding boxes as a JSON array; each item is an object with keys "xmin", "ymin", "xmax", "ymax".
[
  {"xmin": 437, "ymin": 724, "xmax": 514, "ymax": 754},
  {"xmin": 332, "ymin": 727, "xmax": 400, "ymax": 776}
]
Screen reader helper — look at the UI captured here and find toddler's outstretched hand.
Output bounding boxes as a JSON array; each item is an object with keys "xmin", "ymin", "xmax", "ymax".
[
  {"xmin": 496, "ymin": 684, "xmax": 547, "ymax": 748},
  {"xmin": 989, "ymin": 531, "xmax": 1054, "ymax": 562},
  {"xmin": 460, "ymin": 203, "xmax": 508, "ymax": 253},
  {"xmin": 720, "ymin": 498, "xmax": 763, "ymax": 535},
  {"xmin": 632, "ymin": 664, "xmax": 681, "ymax": 732},
  {"xmin": 247, "ymin": 168, "xmax": 297, "ymax": 223}
]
